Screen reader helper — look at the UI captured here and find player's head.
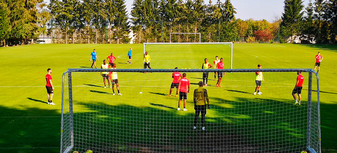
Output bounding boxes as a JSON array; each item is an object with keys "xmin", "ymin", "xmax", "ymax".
[
  {"xmin": 204, "ymin": 58, "xmax": 208, "ymax": 63},
  {"xmin": 110, "ymin": 53, "xmax": 113, "ymax": 55},
  {"xmin": 215, "ymin": 56, "xmax": 218, "ymax": 59},
  {"xmin": 198, "ymin": 81, "xmax": 203, "ymax": 87},
  {"xmin": 182, "ymin": 73, "xmax": 186, "ymax": 77},
  {"xmin": 130, "ymin": 48, "xmax": 132, "ymax": 50},
  {"xmin": 47, "ymin": 68, "xmax": 52, "ymax": 73},
  {"xmin": 258, "ymin": 64, "xmax": 261, "ymax": 69},
  {"xmin": 103, "ymin": 59, "xmax": 106, "ymax": 64},
  {"xmin": 93, "ymin": 49, "xmax": 96, "ymax": 52},
  {"xmin": 317, "ymin": 52, "xmax": 320, "ymax": 55},
  {"xmin": 220, "ymin": 58, "xmax": 223, "ymax": 62},
  {"xmin": 297, "ymin": 71, "xmax": 301, "ymax": 75},
  {"xmin": 145, "ymin": 51, "xmax": 148, "ymax": 55},
  {"xmin": 175, "ymin": 67, "xmax": 178, "ymax": 69}
]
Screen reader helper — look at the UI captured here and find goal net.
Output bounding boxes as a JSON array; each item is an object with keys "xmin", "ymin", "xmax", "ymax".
[
  {"xmin": 60, "ymin": 68, "xmax": 321, "ymax": 153},
  {"xmin": 143, "ymin": 42, "xmax": 234, "ymax": 69}
]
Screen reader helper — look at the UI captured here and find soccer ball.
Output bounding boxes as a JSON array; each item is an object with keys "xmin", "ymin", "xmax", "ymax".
[
  {"xmin": 139, "ymin": 92, "xmax": 143, "ymax": 94},
  {"xmin": 86, "ymin": 150, "xmax": 93, "ymax": 153}
]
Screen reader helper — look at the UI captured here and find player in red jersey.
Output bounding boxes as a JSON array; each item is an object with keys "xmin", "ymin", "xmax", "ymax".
[
  {"xmin": 177, "ymin": 73, "xmax": 190, "ymax": 111},
  {"xmin": 45, "ymin": 68, "xmax": 55, "ymax": 105},
  {"xmin": 216, "ymin": 58, "xmax": 224, "ymax": 87},
  {"xmin": 292, "ymin": 71, "xmax": 304, "ymax": 105},
  {"xmin": 169, "ymin": 67, "xmax": 181, "ymax": 97},
  {"xmin": 107, "ymin": 53, "xmax": 116, "ymax": 65},
  {"xmin": 314, "ymin": 52, "xmax": 323, "ymax": 73}
]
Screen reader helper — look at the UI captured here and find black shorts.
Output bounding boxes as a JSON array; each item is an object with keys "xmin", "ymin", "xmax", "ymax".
[
  {"xmin": 102, "ymin": 74, "xmax": 109, "ymax": 79},
  {"xmin": 171, "ymin": 83, "xmax": 179, "ymax": 89},
  {"xmin": 218, "ymin": 72, "xmax": 223, "ymax": 78},
  {"xmin": 315, "ymin": 62, "xmax": 321, "ymax": 66},
  {"xmin": 255, "ymin": 80, "xmax": 262, "ymax": 86},
  {"xmin": 144, "ymin": 62, "xmax": 151, "ymax": 69},
  {"xmin": 195, "ymin": 105, "xmax": 207, "ymax": 116},
  {"xmin": 111, "ymin": 79, "xmax": 119, "ymax": 84},
  {"xmin": 203, "ymin": 72, "xmax": 209, "ymax": 78},
  {"xmin": 128, "ymin": 56, "xmax": 131, "ymax": 59},
  {"xmin": 292, "ymin": 87, "xmax": 303, "ymax": 94},
  {"xmin": 46, "ymin": 86, "xmax": 53, "ymax": 94},
  {"xmin": 179, "ymin": 92, "xmax": 187, "ymax": 100}
]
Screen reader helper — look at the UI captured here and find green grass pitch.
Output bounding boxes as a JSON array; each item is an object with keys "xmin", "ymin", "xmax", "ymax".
[{"xmin": 0, "ymin": 43, "xmax": 336, "ymax": 152}]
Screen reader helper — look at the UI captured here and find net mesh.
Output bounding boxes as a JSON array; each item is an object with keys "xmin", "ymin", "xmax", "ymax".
[{"xmin": 61, "ymin": 69, "xmax": 320, "ymax": 153}]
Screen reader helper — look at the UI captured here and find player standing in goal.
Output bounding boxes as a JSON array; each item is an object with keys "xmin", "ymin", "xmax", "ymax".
[
  {"xmin": 90, "ymin": 49, "xmax": 97, "ymax": 68},
  {"xmin": 314, "ymin": 52, "xmax": 323, "ymax": 73},
  {"xmin": 213, "ymin": 56, "xmax": 220, "ymax": 80},
  {"xmin": 107, "ymin": 53, "xmax": 116, "ymax": 66},
  {"xmin": 216, "ymin": 58, "xmax": 224, "ymax": 87},
  {"xmin": 178, "ymin": 73, "xmax": 190, "ymax": 111},
  {"xmin": 109, "ymin": 63, "xmax": 122, "ymax": 96},
  {"xmin": 100, "ymin": 60, "xmax": 110, "ymax": 88},
  {"xmin": 202, "ymin": 58, "xmax": 212, "ymax": 86},
  {"xmin": 292, "ymin": 71, "xmax": 304, "ymax": 105},
  {"xmin": 144, "ymin": 51, "xmax": 151, "ymax": 70},
  {"xmin": 193, "ymin": 81, "xmax": 210, "ymax": 131},
  {"xmin": 45, "ymin": 68, "xmax": 55, "ymax": 105},
  {"xmin": 169, "ymin": 67, "xmax": 181, "ymax": 97},
  {"xmin": 254, "ymin": 64, "xmax": 264, "ymax": 95}
]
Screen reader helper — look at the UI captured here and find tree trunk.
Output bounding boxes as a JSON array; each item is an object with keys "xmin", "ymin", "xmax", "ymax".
[
  {"xmin": 3, "ymin": 39, "xmax": 6, "ymax": 47},
  {"xmin": 87, "ymin": 26, "xmax": 90, "ymax": 44},
  {"xmin": 95, "ymin": 29, "xmax": 98, "ymax": 44},
  {"xmin": 65, "ymin": 27, "xmax": 68, "ymax": 44}
]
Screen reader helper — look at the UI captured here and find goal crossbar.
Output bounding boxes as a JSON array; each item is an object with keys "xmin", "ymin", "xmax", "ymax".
[
  {"xmin": 61, "ymin": 68, "xmax": 321, "ymax": 153},
  {"xmin": 143, "ymin": 42, "xmax": 234, "ymax": 69}
]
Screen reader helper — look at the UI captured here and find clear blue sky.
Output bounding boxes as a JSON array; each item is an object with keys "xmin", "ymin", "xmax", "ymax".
[{"xmin": 44, "ymin": 0, "xmax": 310, "ymax": 22}]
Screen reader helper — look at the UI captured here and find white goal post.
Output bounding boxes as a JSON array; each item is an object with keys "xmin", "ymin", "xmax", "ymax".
[
  {"xmin": 143, "ymin": 42, "xmax": 234, "ymax": 69},
  {"xmin": 170, "ymin": 32, "xmax": 201, "ymax": 43}
]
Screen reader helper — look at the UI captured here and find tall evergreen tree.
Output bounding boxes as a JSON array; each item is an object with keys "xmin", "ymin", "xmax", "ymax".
[
  {"xmin": 112, "ymin": 0, "xmax": 130, "ymax": 43},
  {"xmin": 0, "ymin": 2, "xmax": 11, "ymax": 46},
  {"xmin": 280, "ymin": 0, "xmax": 304, "ymax": 43}
]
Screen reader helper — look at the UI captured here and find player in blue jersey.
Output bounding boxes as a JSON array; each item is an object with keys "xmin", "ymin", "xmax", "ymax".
[
  {"xmin": 90, "ymin": 49, "xmax": 98, "ymax": 68},
  {"xmin": 127, "ymin": 48, "xmax": 132, "ymax": 64}
]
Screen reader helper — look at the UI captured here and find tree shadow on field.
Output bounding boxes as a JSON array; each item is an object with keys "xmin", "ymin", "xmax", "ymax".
[
  {"xmin": 69, "ymin": 97, "xmax": 314, "ymax": 153},
  {"xmin": 27, "ymin": 97, "xmax": 48, "ymax": 104},
  {"xmin": 304, "ymin": 44, "xmax": 337, "ymax": 52},
  {"xmin": 0, "ymin": 106, "xmax": 60, "ymax": 153}
]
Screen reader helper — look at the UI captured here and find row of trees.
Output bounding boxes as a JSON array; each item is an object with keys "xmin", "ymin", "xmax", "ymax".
[
  {"xmin": 0, "ymin": 0, "xmax": 336, "ymax": 45},
  {"xmin": 0, "ymin": 0, "xmax": 50, "ymax": 46},
  {"xmin": 281, "ymin": 0, "xmax": 337, "ymax": 44}
]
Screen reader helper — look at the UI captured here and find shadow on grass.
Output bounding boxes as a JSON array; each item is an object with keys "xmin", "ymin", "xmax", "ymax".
[
  {"xmin": 303, "ymin": 44, "xmax": 337, "ymax": 52},
  {"xmin": 0, "ymin": 106, "xmax": 60, "ymax": 153},
  {"xmin": 67, "ymin": 97, "xmax": 313, "ymax": 153},
  {"xmin": 118, "ymin": 62, "xmax": 128, "ymax": 64},
  {"xmin": 80, "ymin": 66, "xmax": 91, "ymax": 68},
  {"xmin": 149, "ymin": 92, "xmax": 166, "ymax": 96},
  {"xmin": 227, "ymin": 89, "xmax": 251, "ymax": 94},
  {"xmin": 27, "ymin": 97, "xmax": 48, "ymax": 104},
  {"xmin": 313, "ymin": 90, "xmax": 337, "ymax": 95},
  {"xmin": 89, "ymin": 90, "xmax": 111, "ymax": 95},
  {"xmin": 84, "ymin": 83, "xmax": 104, "ymax": 88}
]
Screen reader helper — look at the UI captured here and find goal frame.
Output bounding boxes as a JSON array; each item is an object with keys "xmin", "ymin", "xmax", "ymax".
[
  {"xmin": 143, "ymin": 42, "xmax": 234, "ymax": 69},
  {"xmin": 169, "ymin": 32, "xmax": 201, "ymax": 43},
  {"xmin": 60, "ymin": 68, "xmax": 321, "ymax": 153}
]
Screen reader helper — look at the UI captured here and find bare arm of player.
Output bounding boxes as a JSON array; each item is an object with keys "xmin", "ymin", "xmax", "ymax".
[
  {"xmin": 187, "ymin": 84, "xmax": 190, "ymax": 93},
  {"xmin": 208, "ymin": 63, "xmax": 213, "ymax": 68},
  {"xmin": 194, "ymin": 90, "xmax": 197, "ymax": 107},
  {"xmin": 178, "ymin": 82, "xmax": 181, "ymax": 93},
  {"xmin": 50, "ymin": 79, "xmax": 54, "ymax": 90},
  {"xmin": 205, "ymin": 89, "xmax": 210, "ymax": 109}
]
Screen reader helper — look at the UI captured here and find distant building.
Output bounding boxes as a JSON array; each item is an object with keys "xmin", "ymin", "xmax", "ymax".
[{"xmin": 37, "ymin": 35, "xmax": 53, "ymax": 44}]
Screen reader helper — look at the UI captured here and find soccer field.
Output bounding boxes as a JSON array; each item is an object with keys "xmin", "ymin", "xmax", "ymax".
[{"xmin": 0, "ymin": 43, "xmax": 337, "ymax": 153}]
